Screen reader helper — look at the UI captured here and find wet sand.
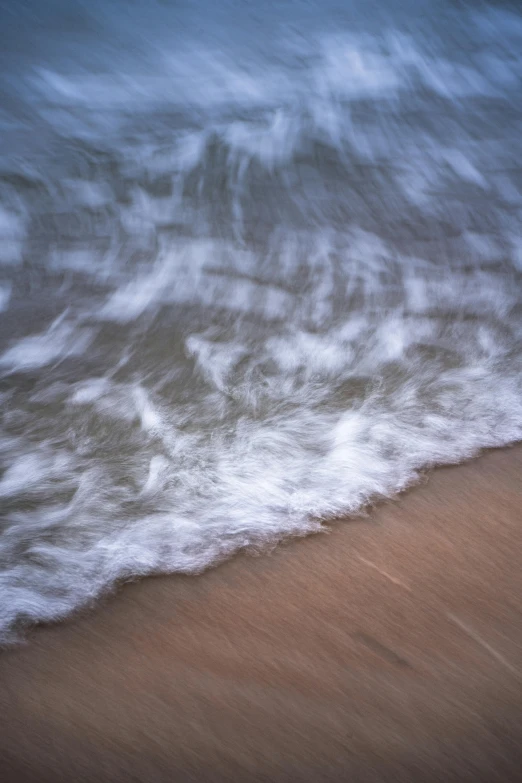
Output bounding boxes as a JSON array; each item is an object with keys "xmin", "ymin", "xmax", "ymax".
[{"xmin": 0, "ymin": 445, "xmax": 521, "ymax": 782}]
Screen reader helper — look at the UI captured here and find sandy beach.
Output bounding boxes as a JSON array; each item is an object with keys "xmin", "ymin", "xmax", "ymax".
[{"xmin": 0, "ymin": 444, "xmax": 521, "ymax": 782}]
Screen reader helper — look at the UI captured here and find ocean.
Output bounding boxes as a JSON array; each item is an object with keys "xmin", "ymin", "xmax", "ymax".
[{"xmin": 0, "ymin": 0, "xmax": 521, "ymax": 641}]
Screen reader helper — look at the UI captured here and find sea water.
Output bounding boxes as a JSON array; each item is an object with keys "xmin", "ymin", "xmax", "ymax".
[{"xmin": 0, "ymin": 0, "xmax": 521, "ymax": 640}]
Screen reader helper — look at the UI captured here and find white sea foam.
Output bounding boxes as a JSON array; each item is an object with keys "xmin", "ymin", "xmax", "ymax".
[
  {"xmin": 0, "ymin": 207, "xmax": 27, "ymax": 266},
  {"xmin": 0, "ymin": 316, "xmax": 94, "ymax": 372},
  {"xmin": 0, "ymin": 0, "xmax": 521, "ymax": 641}
]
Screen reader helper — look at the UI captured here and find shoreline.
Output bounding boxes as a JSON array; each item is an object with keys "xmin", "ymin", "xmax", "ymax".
[{"xmin": 1, "ymin": 444, "xmax": 521, "ymax": 781}]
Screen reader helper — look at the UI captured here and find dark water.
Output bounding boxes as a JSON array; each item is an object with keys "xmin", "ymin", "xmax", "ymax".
[{"xmin": 0, "ymin": 0, "xmax": 521, "ymax": 641}]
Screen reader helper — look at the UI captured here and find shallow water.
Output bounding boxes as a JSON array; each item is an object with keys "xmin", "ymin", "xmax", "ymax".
[{"xmin": 0, "ymin": 0, "xmax": 521, "ymax": 640}]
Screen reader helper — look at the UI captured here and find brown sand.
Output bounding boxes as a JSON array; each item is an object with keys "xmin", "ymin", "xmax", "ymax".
[{"xmin": 0, "ymin": 445, "xmax": 521, "ymax": 782}]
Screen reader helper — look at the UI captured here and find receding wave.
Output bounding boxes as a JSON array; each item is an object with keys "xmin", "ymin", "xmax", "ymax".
[{"xmin": 0, "ymin": 0, "xmax": 521, "ymax": 641}]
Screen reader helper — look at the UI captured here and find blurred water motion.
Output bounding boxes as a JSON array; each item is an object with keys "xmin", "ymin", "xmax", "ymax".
[{"xmin": 0, "ymin": 0, "xmax": 521, "ymax": 640}]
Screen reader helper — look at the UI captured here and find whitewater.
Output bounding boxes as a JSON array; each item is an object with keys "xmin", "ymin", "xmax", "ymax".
[{"xmin": 0, "ymin": 0, "xmax": 521, "ymax": 641}]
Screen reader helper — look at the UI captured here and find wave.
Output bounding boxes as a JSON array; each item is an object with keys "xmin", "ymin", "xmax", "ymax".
[{"xmin": 0, "ymin": 0, "xmax": 521, "ymax": 641}]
